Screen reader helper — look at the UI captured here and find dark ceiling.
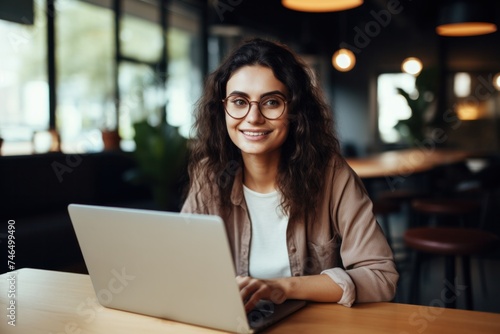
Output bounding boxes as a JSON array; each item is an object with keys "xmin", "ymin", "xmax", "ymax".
[{"xmin": 206, "ymin": 0, "xmax": 499, "ymax": 56}]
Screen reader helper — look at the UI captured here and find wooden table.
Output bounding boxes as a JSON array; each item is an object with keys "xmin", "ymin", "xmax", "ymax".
[
  {"xmin": 346, "ymin": 148, "xmax": 471, "ymax": 179},
  {"xmin": 1, "ymin": 269, "xmax": 499, "ymax": 333}
]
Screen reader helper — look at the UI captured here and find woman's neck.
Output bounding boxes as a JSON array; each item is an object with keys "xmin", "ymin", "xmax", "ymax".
[{"xmin": 241, "ymin": 153, "xmax": 280, "ymax": 194}]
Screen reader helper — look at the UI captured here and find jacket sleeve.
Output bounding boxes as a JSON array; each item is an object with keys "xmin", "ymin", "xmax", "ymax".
[
  {"xmin": 180, "ymin": 178, "xmax": 210, "ymax": 214},
  {"xmin": 330, "ymin": 160, "xmax": 399, "ymax": 303}
]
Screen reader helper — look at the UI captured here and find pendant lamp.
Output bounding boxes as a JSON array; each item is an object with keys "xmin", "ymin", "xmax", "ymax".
[
  {"xmin": 332, "ymin": 13, "xmax": 356, "ymax": 72},
  {"xmin": 332, "ymin": 48, "xmax": 356, "ymax": 72},
  {"xmin": 401, "ymin": 57, "xmax": 422, "ymax": 76},
  {"xmin": 282, "ymin": 0, "xmax": 363, "ymax": 12},
  {"xmin": 436, "ymin": 0, "xmax": 497, "ymax": 37}
]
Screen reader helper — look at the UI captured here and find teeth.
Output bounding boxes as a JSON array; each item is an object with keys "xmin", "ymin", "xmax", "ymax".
[{"xmin": 243, "ymin": 131, "xmax": 268, "ymax": 136}]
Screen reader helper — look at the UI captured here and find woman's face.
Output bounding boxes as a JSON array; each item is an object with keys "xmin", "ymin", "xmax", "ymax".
[{"xmin": 224, "ymin": 65, "xmax": 289, "ymax": 161}]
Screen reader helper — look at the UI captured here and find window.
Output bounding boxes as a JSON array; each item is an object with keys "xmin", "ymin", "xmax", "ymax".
[
  {"xmin": 118, "ymin": 0, "xmax": 202, "ymax": 146},
  {"xmin": 166, "ymin": 27, "xmax": 202, "ymax": 137},
  {"xmin": 0, "ymin": 0, "xmax": 48, "ymax": 155},
  {"xmin": 0, "ymin": 0, "xmax": 203, "ymax": 155},
  {"xmin": 57, "ymin": 0, "xmax": 114, "ymax": 153},
  {"xmin": 377, "ymin": 73, "xmax": 416, "ymax": 144}
]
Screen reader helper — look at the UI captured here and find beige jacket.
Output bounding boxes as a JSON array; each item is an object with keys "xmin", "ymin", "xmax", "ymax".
[{"xmin": 181, "ymin": 157, "xmax": 398, "ymax": 303}]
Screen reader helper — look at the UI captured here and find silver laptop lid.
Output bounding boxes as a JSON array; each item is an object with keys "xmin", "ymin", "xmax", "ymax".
[{"xmin": 68, "ymin": 204, "xmax": 253, "ymax": 333}]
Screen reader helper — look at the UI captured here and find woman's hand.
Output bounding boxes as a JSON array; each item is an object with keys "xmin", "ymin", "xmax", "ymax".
[
  {"xmin": 236, "ymin": 276, "xmax": 288, "ymax": 312},
  {"xmin": 236, "ymin": 274, "xmax": 344, "ymax": 312}
]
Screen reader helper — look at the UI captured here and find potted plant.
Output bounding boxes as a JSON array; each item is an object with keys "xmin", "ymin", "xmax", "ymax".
[
  {"xmin": 395, "ymin": 67, "xmax": 440, "ymax": 145},
  {"xmin": 126, "ymin": 108, "xmax": 188, "ymax": 211}
]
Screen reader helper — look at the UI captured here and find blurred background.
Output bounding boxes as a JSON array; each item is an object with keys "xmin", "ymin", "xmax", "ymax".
[{"xmin": 1, "ymin": 0, "xmax": 499, "ymax": 314}]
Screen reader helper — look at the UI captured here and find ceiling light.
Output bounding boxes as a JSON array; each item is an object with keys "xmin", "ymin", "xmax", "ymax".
[
  {"xmin": 332, "ymin": 49, "xmax": 356, "ymax": 72},
  {"xmin": 401, "ymin": 57, "xmax": 422, "ymax": 76},
  {"xmin": 436, "ymin": 0, "xmax": 497, "ymax": 36},
  {"xmin": 436, "ymin": 22, "xmax": 497, "ymax": 37},
  {"xmin": 282, "ymin": 0, "xmax": 363, "ymax": 12},
  {"xmin": 493, "ymin": 73, "xmax": 500, "ymax": 91}
]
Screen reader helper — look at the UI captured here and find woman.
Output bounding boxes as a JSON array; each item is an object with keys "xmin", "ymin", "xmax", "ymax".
[{"xmin": 182, "ymin": 38, "xmax": 398, "ymax": 312}]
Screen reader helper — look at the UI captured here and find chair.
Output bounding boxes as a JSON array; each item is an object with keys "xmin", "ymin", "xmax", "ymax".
[
  {"xmin": 378, "ymin": 189, "xmax": 429, "ymax": 206},
  {"xmin": 404, "ymin": 227, "xmax": 498, "ymax": 309},
  {"xmin": 377, "ymin": 189, "xmax": 429, "ymax": 228}
]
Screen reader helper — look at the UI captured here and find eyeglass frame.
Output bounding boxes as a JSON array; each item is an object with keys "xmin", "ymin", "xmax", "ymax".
[{"xmin": 222, "ymin": 93, "xmax": 289, "ymax": 120}]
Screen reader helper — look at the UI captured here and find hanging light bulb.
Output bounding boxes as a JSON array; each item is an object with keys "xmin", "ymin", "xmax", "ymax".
[
  {"xmin": 401, "ymin": 57, "xmax": 422, "ymax": 76},
  {"xmin": 332, "ymin": 48, "xmax": 356, "ymax": 72},
  {"xmin": 282, "ymin": 0, "xmax": 363, "ymax": 12}
]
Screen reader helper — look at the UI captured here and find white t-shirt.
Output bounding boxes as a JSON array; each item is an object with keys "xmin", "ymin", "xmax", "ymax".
[
  {"xmin": 242, "ymin": 186, "xmax": 355, "ymax": 307},
  {"xmin": 243, "ymin": 185, "xmax": 292, "ymax": 279}
]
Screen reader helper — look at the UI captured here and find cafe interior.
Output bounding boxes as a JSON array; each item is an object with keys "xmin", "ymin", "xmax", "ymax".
[{"xmin": 1, "ymin": 0, "xmax": 500, "ymax": 316}]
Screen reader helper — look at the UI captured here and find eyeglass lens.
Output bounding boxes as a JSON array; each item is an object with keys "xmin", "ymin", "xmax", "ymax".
[{"xmin": 224, "ymin": 95, "xmax": 286, "ymax": 119}]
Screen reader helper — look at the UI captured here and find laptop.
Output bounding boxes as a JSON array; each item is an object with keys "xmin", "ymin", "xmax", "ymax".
[{"xmin": 68, "ymin": 204, "xmax": 306, "ymax": 333}]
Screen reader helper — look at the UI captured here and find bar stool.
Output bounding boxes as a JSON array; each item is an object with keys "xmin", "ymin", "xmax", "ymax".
[
  {"xmin": 411, "ymin": 198, "xmax": 481, "ymax": 227},
  {"xmin": 404, "ymin": 227, "xmax": 498, "ymax": 309}
]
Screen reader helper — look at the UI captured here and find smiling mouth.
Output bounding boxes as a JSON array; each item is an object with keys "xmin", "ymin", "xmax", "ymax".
[{"xmin": 241, "ymin": 131, "xmax": 272, "ymax": 136}]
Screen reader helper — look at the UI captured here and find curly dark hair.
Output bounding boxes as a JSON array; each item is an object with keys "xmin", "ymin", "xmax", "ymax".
[{"xmin": 187, "ymin": 38, "xmax": 341, "ymax": 219}]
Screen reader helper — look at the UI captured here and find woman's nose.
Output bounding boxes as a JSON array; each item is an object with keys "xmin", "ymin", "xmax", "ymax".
[{"xmin": 245, "ymin": 102, "xmax": 265, "ymax": 123}]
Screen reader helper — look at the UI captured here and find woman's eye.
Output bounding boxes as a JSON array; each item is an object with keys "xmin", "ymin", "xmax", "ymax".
[
  {"xmin": 262, "ymin": 98, "xmax": 281, "ymax": 108},
  {"xmin": 231, "ymin": 98, "xmax": 248, "ymax": 106}
]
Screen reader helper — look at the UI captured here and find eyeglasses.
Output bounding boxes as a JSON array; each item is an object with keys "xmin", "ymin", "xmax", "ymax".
[{"xmin": 222, "ymin": 94, "xmax": 287, "ymax": 120}]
